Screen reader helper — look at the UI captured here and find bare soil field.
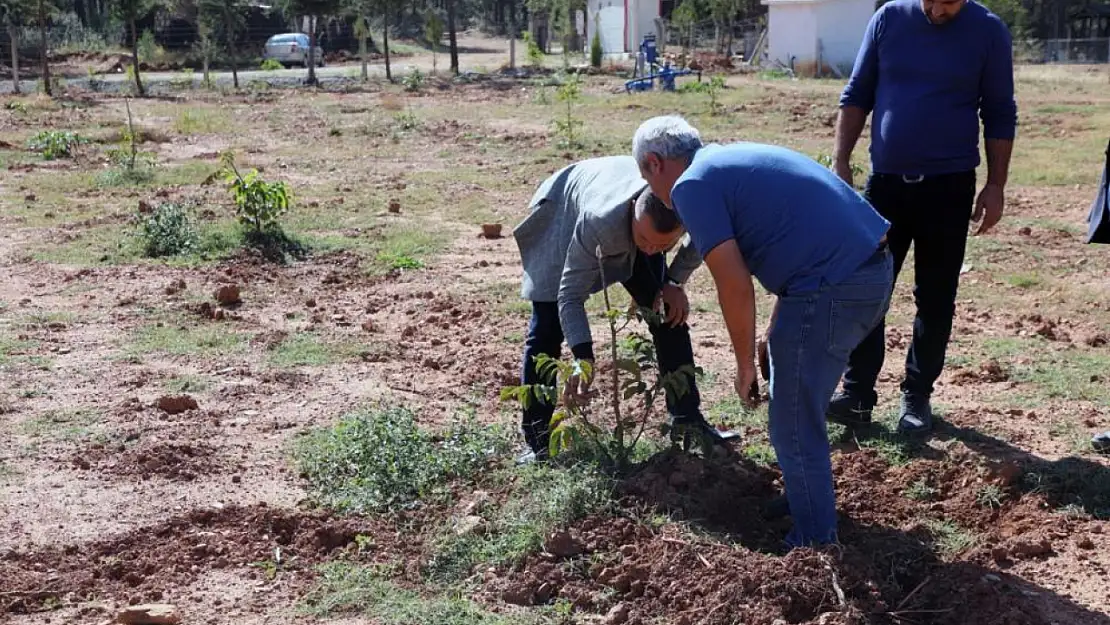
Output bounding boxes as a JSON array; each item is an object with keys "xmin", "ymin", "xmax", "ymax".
[{"xmin": 1, "ymin": 49, "xmax": 1109, "ymax": 625}]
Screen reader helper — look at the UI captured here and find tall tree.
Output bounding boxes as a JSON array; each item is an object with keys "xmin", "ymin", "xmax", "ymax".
[
  {"xmin": 278, "ymin": 0, "xmax": 341, "ymax": 85},
  {"xmin": 424, "ymin": 7, "xmax": 443, "ymax": 74},
  {"xmin": 111, "ymin": 0, "xmax": 159, "ymax": 96},
  {"xmin": 446, "ymin": 0, "xmax": 458, "ymax": 74},
  {"xmin": 0, "ymin": 0, "xmax": 30, "ymax": 94},
  {"xmin": 376, "ymin": 0, "xmax": 399, "ymax": 81},
  {"xmin": 35, "ymin": 0, "xmax": 51, "ymax": 95},
  {"xmin": 198, "ymin": 0, "xmax": 246, "ymax": 89}
]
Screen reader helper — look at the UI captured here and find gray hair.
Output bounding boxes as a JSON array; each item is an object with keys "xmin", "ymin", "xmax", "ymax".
[{"xmin": 632, "ymin": 115, "xmax": 703, "ymax": 167}]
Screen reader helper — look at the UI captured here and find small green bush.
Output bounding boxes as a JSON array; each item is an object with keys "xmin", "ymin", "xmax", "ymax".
[
  {"xmin": 26, "ymin": 130, "xmax": 86, "ymax": 160},
  {"xmin": 402, "ymin": 67, "xmax": 426, "ymax": 92},
  {"xmin": 220, "ymin": 152, "xmax": 291, "ymax": 233},
  {"xmin": 589, "ymin": 26, "xmax": 602, "ymax": 68},
  {"xmin": 137, "ymin": 203, "xmax": 200, "ymax": 257},
  {"xmin": 294, "ymin": 406, "xmax": 512, "ymax": 513},
  {"xmin": 260, "ymin": 58, "xmax": 284, "ymax": 71}
]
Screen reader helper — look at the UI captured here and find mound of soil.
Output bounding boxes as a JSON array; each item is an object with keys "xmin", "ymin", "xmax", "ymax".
[
  {"xmin": 70, "ymin": 440, "xmax": 222, "ymax": 481},
  {"xmin": 619, "ymin": 448, "xmax": 782, "ymax": 542},
  {"xmin": 0, "ymin": 504, "xmax": 372, "ymax": 615}
]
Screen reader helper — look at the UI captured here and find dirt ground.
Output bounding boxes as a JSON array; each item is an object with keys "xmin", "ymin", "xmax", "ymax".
[{"xmin": 1, "ymin": 42, "xmax": 1109, "ymax": 625}]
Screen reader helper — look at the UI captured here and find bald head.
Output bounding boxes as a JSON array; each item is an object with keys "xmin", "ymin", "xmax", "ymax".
[{"xmin": 632, "ymin": 189, "xmax": 684, "ymax": 254}]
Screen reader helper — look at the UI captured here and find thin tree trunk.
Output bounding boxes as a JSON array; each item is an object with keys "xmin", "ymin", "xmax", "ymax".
[
  {"xmin": 383, "ymin": 17, "xmax": 391, "ymax": 81},
  {"xmin": 8, "ymin": 21, "xmax": 19, "ymax": 95},
  {"xmin": 306, "ymin": 15, "xmax": 318, "ymax": 85},
  {"xmin": 447, "ymin": 0, "xmax": 459, "ymax": 75},
  {"xmin": 38, "ymin": 0, "xmax": 50, "ymax": 96},
  {"xmin": 227, "ymin": 10, "xmax": 239, "ymax": 89},
  {"xmin": 358, "ymin": 17, "xmax": 368, "ymax": 81},
  {"xmin": 130, "ymin": 18, "xmax": 145, "ymax": 96}
]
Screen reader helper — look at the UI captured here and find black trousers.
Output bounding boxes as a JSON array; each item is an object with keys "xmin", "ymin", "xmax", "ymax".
[
  {"xmin": 842, "ymin": 171, "xmax": 976, "ymax": 401},
  {"xmin": 521, "ymin": 251, "xmax": 701, "ymax": 454}
]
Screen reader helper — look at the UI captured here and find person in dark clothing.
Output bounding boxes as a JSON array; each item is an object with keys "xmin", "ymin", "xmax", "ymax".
[
  {"xmin": 829, "ymin": 0, "xmax": 1018, "ymax": 434},
  {"xmin": 1087, "ymin": 139, "xmax": 1109, "ymax": 453}
]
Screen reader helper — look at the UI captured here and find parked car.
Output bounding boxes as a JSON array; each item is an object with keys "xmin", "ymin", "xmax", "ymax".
[{"xmin": 263, "ymin": 33, "xmax": 325, "ymax": 68}]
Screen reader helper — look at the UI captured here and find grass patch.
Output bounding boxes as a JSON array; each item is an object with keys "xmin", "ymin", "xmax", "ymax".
[
  {"xmin": 174, "ymin": 108, "xmax": 231, "ymax": 135},
  {"xmin": 302, "ymin": 562, "xmax": 541, "ymax": 624},
  {"xmin": 0, "ymin": 335, "xmax": 38, "ymax": 364},
  {"xmin": 1024, "ymin": 457, "xmax": 1110, "ymax": 519},
  {"xmin": 18, "ymin": 408, "xmax": 101, "ymax": 441},
  {"xmin": 163, "ymin": 374, "xmax": 212, "ymax": 393},
  {"xmin": 128, "ymin": 322, "xmax": 246, "ymax": 357},
  {"xmin": 294, "ymin": 406, "xmax": 513, "ymax": 513},
  {"xmin": 904, "ymin": 479, "xmax": 938, "ymax": 501},
  {"xmin": 742, "ymin": 442, "xmax": 777, "ymax": 467},
  {"xmin": 266, "ymin": 333, "xmax": 362, "ymax": 367},
  {"xmin": 424, "ymin": 462, "xmax": 612, "ymax": 583},
  {"xmin": 1006, "ymin": 273, "xmax": 1042, "ymax": 289},
  {"xmin": 923, "ymin": 518, "xmax": 978, "ymax": 559}
]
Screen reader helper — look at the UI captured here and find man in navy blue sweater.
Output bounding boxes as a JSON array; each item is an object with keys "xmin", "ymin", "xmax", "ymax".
[{"xmin": 830, "ymin": 0, "xmax": 1018, "ymax": 433}]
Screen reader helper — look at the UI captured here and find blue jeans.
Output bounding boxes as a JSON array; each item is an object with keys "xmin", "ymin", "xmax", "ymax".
[
  {"xmin": 521, "ymin": 251, "xmax": 702, "ymax": 454},
  {"xmin": 768, "ymin": 245, "xmax": 893, "ymax": 547}
]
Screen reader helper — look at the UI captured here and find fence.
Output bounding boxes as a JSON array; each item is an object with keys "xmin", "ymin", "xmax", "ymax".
[{"xmin": 1025, "ymin": 38, "xmax": 1110, "ymax": 64}]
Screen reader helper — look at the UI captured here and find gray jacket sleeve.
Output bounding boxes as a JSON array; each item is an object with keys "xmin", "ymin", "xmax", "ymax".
[
  {"xmin": 666, "ymin": 235, "xmax": 703, "ymax": 284},
  {"xmin": 557, "ymin": 218, "xmax": 601, "ymax": 352}
]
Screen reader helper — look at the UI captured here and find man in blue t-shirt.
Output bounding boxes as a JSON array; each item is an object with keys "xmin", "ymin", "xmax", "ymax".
[
  {"xmin": 632, "ymin": 115, "xmax": 894, "ymax": 548},
  {"xmin": 833, "ymin": 0, "xmax": 1018, "ymax": 433}
]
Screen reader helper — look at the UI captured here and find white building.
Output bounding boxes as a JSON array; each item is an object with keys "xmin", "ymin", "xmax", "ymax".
[
  {"xmin": 761, "ymin": 0, "xmax": 875, "ymax": 77},
  {"xmin": 586, "ymin": 0, "xmax": 661, "ymax": 56}
]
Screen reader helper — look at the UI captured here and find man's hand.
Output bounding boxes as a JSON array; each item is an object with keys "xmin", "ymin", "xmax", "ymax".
[
  {"xmin": 655, "ymin": 283, "xmax": 690, "ymax": 327},
  {"xmin": 972, "ymin": 183, "xmax": 1004, "ymax": 235},
  {"xmin": 562, "ymin": 359, "xmax": 595, "ymax": 409},
  {"xmin": 833, "ymin": 159, "xmax": 854, "ymax": 187},
  {"xmin": 735, "ymin": 365, "xmax": 761, "ymax": 409},
  {"xmin": 756, "ymin": 337, "xmax": 770, "ymax": 382}
]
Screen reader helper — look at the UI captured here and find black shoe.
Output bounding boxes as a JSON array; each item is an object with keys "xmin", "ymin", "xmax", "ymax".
[
  {"xmin": 1092, "ymin": 431, "xmax": 1110, "ymax": 454},
  {"xmin": 897, "ymin": 393, "xmax": 933, "ymax": 434},
  {"xmin": 667, "ymin": 414, "xmax": 741, "ymax": 446},
  {"xmin": 826, "ymin": 392, "xmax": 874, "ymax": 427}
]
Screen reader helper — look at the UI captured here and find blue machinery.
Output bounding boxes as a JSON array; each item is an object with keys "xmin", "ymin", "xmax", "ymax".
[{"xmin": 624, "ymin": 34, "xmax": 701, "ymax": 93}]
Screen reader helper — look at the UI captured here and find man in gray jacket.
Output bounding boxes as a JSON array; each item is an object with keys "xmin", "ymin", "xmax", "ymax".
[{"xmin": 512, "ymin": 155, "xmax": 733, "ymax": 463}]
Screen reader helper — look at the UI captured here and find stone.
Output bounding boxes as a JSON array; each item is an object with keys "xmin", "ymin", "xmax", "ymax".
[
  {"xmin": 116, "ymin": 604, "xmax": 180, "ymax": 625},
  {"xmin": 544, "ymin": 530, "xmax": 584, "ymax": 558},
  {"xmin": 157, "ymin": 395, "xmax": 198, "ymax": 415},
  {"xmin": 1077, "ymin": 536, "xmax": 1095, "ymax": 550},
  {"xmin": 604, "ymin": 603, "xmax": 630, "ymax": 625},
  {"xmin": 388, "ymin": 199, "xmax": 401, "ymax": 213},
  {"xmin": 213, "ymin": 285, "xmax": 241, "ymax": 305},
  {"xmin": 453, "ymin": 515, "xmax": 485, "ymax": 537}
]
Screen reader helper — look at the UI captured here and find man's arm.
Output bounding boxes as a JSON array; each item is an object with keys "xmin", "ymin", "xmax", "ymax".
[
  {"xmin": 557, "ymin": 220, "xmax": 601, "ymax": 362},
  {"xmin": 835, "ymin": 8, "xmax": 882, "ymax": 182},
  {"xmin": 974, "ymin": 19, "xmax": 1017, "ymax": 234},
  {"xmin": 979, "ymin": 20, "xmax": 1016, "ymax": 187},
  {"xmin": 665, "ymin": 234, "xmax": 702, "ymax": 285},
  {"xmin": 702, "ymin": 239, "xmax": 758, "ymax": 382}
]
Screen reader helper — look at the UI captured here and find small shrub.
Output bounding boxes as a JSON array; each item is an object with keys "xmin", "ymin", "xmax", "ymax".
[
  {"xmin": 402, "ymin": 67, "xmax": 426, "ymax": 92},
  {"xmin": 260, "ymin": 58, "xmax": 284, "ymax": 71},
  {"xmin": 589, "ymin": 25, "xmax": 602, "ymax": 68},
  {"xmin": 220, "ymin": 152, "xmax": 292, "ymax": 233},
  {"xmin": 522, "ymin": 31, "xmax": 544, "ymax": 67},
  {"xmin": 551, "ymin": 73, "xmax": 584, "ymax": 150},
  {"xmin": 502, "ymin": 245, "xmax": 700, "ymax": 472},
  {"xmin": 99, "ymin": 98, "xmax": 156, "ymax": 186},
  {"xmin": 294, "ymin": 405, "xmax": 512, "ymax": 513},
  {"xmin": 26, "ymin": 130, "xmax": 86, "ymax": 160},
  {"xmin": 137, "ymin": 203, "xmax": 200, "ymax": 257},
  {"xmin": 393, "ymin": 109, "xmax": 420, "ymax": 131},
  {"xmin": 137, "ymin": 29, "xmax": 163, "ymax": 64}
]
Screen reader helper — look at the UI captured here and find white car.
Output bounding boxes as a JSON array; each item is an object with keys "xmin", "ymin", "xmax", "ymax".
[{"xmin": 263, "ymin": 33, "xmax": 325, "ymax": 68}]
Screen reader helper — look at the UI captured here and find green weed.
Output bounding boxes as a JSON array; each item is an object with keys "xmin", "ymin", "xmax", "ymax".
[{"xmin": 294, "ymin": 406, "xmax": 512, "ymax": 513}]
